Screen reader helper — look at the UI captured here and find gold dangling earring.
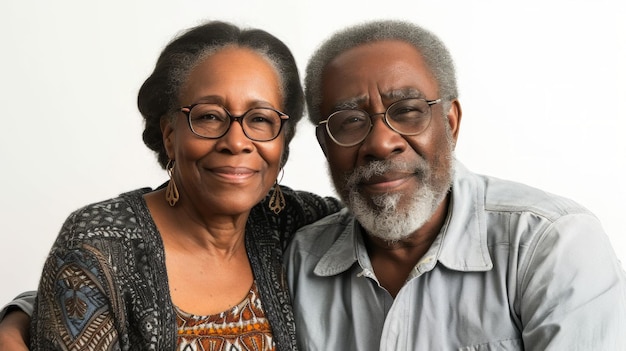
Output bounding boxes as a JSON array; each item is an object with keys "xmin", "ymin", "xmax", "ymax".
[
  {"xmin": 165, "ymin": 159, "xmax": 179, "ymax": 207},
  {"xmin": 269, "ymin": 169, "xmax": 285, "ymax": 214}
]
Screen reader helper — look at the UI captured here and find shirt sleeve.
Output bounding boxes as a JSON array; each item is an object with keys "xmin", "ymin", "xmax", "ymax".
[
  {"xmin": 0, "ymin": 291, "xmax": 37, "ymax": 319},
  {"xmin": 31, "ymin": 244, "xmax": 124, "ymax": 351},
  {"xmin": 518, "ymin": 212, "xmax": 626, "ymax": 350}
]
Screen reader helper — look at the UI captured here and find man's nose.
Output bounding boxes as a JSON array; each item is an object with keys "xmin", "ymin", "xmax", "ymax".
[{"xmin": 359, "ymin": 114, "xmax": 406, "ymax": 160}]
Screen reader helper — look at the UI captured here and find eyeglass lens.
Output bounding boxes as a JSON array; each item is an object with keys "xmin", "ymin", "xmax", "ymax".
[
  {"xmin": 326, "ymin": 98, "xmax": 434, "ymax": 146},
  {"xmin": 188, "ymin": 104, "xmax": 284, "ymax": 141}
]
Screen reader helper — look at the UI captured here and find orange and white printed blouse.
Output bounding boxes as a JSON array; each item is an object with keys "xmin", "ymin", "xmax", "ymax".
[{"xmin": 175, "ymin": 281, "xmax": 274, "ymax": 351}]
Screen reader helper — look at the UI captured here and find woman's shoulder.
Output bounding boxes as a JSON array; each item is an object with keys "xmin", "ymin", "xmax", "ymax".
[
  {"xmin": 69, "ymin": 187, "xmax": 150, "ymax": 219},
  {"xmin": 58, "ymin": 187, "xmax": 155, "ymax": 246}
]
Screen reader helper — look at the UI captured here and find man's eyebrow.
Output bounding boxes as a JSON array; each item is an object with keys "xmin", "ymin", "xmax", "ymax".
[
  {"xmin": 333, "ymin": 96, "xmax": 367, "ymax": 110},
  {"xmin": 331, "ymin": 89, "xmax": 426, "ymax": 111},
  {"xmin": 382, "ymin": 88, "xmax": 425, "ymax": 101}
]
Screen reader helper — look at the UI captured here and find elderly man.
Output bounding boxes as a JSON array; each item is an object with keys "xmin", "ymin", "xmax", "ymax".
[{"xmin": 285, "ymin": 20, "xmax": 626, "ymax": 350}]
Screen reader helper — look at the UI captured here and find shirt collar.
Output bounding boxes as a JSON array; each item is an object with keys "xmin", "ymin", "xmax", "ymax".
[
  {"xmin": 314, "ymin": 161, "xmax": 493, "ymax": 277},
  {"xmin": 313, "ymin": 214, "xmax": 361, "ymax": 276},
  {"xmin": 437, "ymin": 162, "xmax": 493, "ymax": 271}
]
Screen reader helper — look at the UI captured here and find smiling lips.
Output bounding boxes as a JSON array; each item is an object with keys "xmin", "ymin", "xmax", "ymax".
[
  {"xmin": 360, "ymin": 172, "xmax": 415, "ymax": 193},
  {"xmin": 210, "ymin": 166, "xmax": 257, "ymax": 181}
]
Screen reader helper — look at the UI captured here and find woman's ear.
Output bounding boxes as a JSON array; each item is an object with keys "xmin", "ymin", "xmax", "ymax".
[{"xmin": 161, "ymin": 116, "xmax": 176, "ymax": 159}]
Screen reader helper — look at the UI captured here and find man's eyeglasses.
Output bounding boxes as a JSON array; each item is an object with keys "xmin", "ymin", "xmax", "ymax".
[
  {"xmin": 180, "ymin": 103, "xmax": 289, "ymax": 142},
  {"xmin": 318, "ymin": 98, "xmax": 441, "ymax": 147}
]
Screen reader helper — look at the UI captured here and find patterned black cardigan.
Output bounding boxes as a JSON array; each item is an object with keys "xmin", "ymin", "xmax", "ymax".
[{"xmin": 30, "ymin": 185, "xmax": 342, "ymax": 351}]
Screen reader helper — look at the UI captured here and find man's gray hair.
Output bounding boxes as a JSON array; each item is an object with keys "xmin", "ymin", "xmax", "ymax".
[{"xmin": 305, "ymin": 20, "xmax": 458, "ymax": 124}]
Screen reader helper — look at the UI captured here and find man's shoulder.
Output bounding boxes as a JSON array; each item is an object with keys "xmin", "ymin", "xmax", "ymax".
[
  {"xmin": 455, "ymin": 163, "xmax": 591, "ymax": 221},
  {"xmin": 480, "ymin": 174, "xmax": 592, "ymax": 220},
  {"xmin": 451, "ymin": 166, "xmax": 600, "ymax": 253}
]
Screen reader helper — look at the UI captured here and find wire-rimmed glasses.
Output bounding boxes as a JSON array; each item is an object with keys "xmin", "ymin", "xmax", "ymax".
[{"xmin": 318, "ymin": 98, "xmax": 441, "ymax": 147}]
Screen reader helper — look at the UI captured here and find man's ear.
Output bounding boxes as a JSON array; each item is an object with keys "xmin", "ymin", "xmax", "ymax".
[
  {"xmin": 446, "ymin": 99, "xmax": 462, "ymax": 145},
  {"xmin": 161, "ymin": 116, "xmax": 175, "ymax": 159},
  {"xmin": 315, "ymin": 126, "xmax": 329, "ymax": 158}
]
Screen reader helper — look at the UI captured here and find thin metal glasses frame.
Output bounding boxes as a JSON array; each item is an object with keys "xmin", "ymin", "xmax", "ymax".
[{"xmin": 318, "ymin": 98, "xmax": 441, "ymax": 147}]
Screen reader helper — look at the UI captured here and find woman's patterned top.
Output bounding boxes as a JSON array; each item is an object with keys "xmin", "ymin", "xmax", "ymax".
[
  {"xmin": 176, "ymin": 281, "xmax": 273, "ymax": 351},
  {"xmin": 31, "ymin": 185, "xmax": 342, "ymax": 351}
]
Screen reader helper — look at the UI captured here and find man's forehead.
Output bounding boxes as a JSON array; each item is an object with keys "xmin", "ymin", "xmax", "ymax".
[{"xmin": 331, "ymin": 88, "xmax": 426, "ymax": 110}]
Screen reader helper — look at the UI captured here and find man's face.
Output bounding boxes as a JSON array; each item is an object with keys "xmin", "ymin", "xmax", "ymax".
[{"xmin": 318, "ymin": 40, "xmax": 461, "ymax": 241}]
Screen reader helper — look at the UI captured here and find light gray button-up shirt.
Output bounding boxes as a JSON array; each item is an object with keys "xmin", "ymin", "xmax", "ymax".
[{"xmin": 285, "ymin": 162, "xmax": 626, "ymax": 350}]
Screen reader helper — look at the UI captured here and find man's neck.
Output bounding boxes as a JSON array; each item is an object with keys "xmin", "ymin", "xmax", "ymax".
[{"xmin": 364, "ymin": 195, "xmax": 450, "ymax": 297}]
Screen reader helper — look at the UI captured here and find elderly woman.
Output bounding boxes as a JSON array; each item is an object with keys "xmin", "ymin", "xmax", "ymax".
[{"xmin": 0, "ymin": 21, "xmax": 341, "ymax": 351}]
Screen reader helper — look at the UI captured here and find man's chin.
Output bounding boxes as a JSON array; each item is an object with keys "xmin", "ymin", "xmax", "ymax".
[
  {"xmin": 368, "ymin": 230, "xmax": 415, "ymax": 244},
  {"xmin": 347, "ymin": 181, "xmax": 441, "ymax": 243}
]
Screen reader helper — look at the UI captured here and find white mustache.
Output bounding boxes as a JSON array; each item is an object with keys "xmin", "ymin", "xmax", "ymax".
[{"xmin": 344, "ymin": 160, "xmax": 427, "ymax": 189}]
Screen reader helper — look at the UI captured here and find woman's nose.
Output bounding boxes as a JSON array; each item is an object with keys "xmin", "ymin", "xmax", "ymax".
[{"xmin": 215, "ymin": 120, "xmax": 254, "ymax": 154}]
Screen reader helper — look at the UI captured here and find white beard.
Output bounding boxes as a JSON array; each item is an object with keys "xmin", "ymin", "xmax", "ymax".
[
  {"xmin": 343, "ymin": 159, "xmax": 452, "ymax": 243},
  {"xmin": 349, "ymin": 181, "xmax": 439, "ymax": 242},
  {"xmin": 332, "ymin": 127, "xmax": 455, "ymax": 243}
]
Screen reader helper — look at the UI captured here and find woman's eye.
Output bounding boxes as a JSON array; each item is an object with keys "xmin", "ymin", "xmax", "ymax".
[
  {"xmin": 192, "ymin": 113, "xmax": 223, "ymax": 122},
  {"xmin": 200, "ymin": 114, "xmax": 218, "ymax": 120},
  {"xmin": 250, "ymin": 115, "xmax": 271, "ymax": 123},
  {"xmin": 248, "ymin": 112, "xmax": 279, "ymax": 125}
]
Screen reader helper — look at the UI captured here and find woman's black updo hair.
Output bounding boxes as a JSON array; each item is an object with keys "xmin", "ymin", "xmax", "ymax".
[{"xmin": 138, "ymin": 21, "xmax": 304, "ymax": 169}]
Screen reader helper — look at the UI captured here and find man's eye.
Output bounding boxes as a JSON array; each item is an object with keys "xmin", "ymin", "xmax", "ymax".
[
  {"xmin": 343, "ymin": 116, "xmax": 366, "ymax": 125},
  {"xmin": 396, "ymin": 107, "xmax": 419, "ymax": 114},
  {"xmin": 336, "ymin": 114, "xmax": 367, "ymax": 131}
]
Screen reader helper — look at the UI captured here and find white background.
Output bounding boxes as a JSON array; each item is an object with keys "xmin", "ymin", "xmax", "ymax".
[{"xmin": 1, "ymin": 0, "xmax": 624, "ymax": 305}]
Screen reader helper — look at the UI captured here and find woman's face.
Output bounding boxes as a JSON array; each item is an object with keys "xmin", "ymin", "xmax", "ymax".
[{"xmin": 163, "ymin": 46, "xmax": 285, "ymax": 216}]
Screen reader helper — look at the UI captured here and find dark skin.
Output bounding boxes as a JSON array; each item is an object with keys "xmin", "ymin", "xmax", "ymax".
[
  {"xmin": 0, "ymin": 46, "xmax": 287, "ymax": 346},
  {"xmin": 363, "ymin": 198, "xmax": 451, "ymax": 297},
  {"xmin": 0, "ymin": 309, "xmax": 29, "ymax": 351},
  {"xmin": 0, "ymin": 40, "xmax": 462, "ymax": 346},
  {"xmin": 147, "ymin": 46, "xmax": 285, "ymax": 315},
  {"xmin": 318, "ymin": 40, "xmax": 462, "ymax": 297},
  {"xmin": 0, "ymin": 46, "xmax": 287, "ymax": 347}
]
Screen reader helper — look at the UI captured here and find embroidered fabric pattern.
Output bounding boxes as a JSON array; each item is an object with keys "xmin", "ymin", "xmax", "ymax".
[
  {"xmin": 38, "ymin": 248, "xmax": 121, "ymax": 350},
  {"xmin": 30, "ymin": 187, "xmax": 341, "ymax": 350},
  {"xmin": 175, "ymin": 281, "xmax": 274, "ymax": 351}
]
